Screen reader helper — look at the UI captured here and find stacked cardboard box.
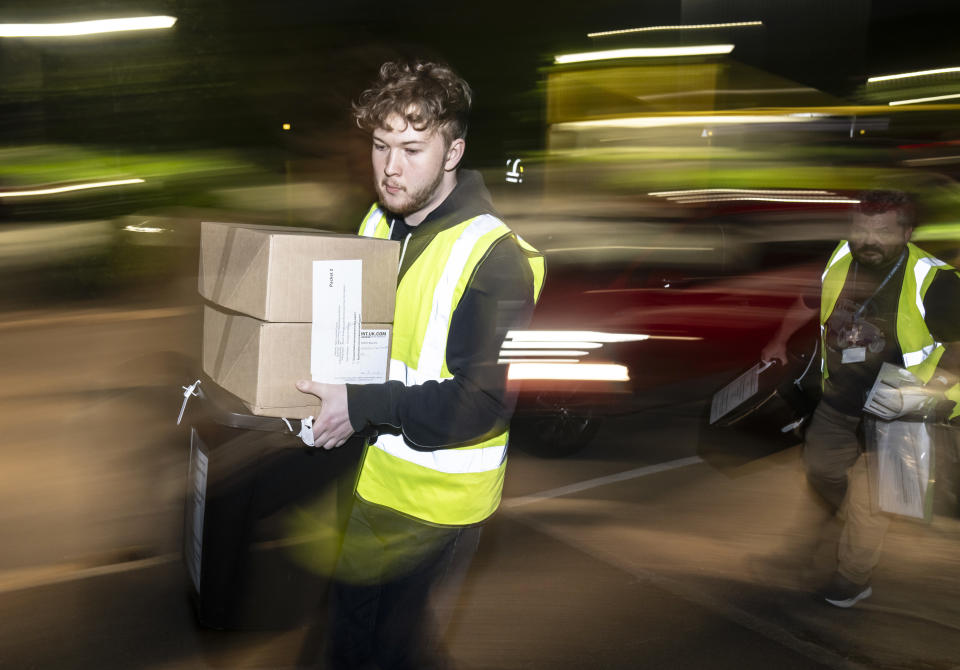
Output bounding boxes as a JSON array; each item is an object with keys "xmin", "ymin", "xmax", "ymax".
[{"xmin": 199, "ymin": 221, "xmax": 399, "ymax": 417}]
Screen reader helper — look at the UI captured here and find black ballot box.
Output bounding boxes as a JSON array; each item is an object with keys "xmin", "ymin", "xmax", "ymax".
[
  {"xmin": 700, "ymin": 346, "xmax": 821, "ymax": 470},
  {"xmin": 181, "ymin": 377, "xmax": 368, "ymax": 630}
]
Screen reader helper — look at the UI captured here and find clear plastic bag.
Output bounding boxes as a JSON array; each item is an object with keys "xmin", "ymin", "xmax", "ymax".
[{"xmin": 863, "ymin": 414, "xmax": 935, "ymax": 521}]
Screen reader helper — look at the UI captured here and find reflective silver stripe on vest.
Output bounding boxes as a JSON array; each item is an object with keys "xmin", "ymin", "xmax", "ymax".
[
  {"xmin": 903, "ymin": 343, "xmax": 939, "ymax": 368},
  {"xmin": 373, "ymin": 432, "xmax": 507, "ymax": 474},
  {"xmin": 389, "ymin": 358, "xmax": 411, "ymax": 384},
  {"xmin": 416, "ymin": 214, "xmax": 506, "ymax": 383},
  {"xmin": 361, "ymin": 208, "xmax": 383, "ymax": 237},
  {"xmin": 903, "ymin": 257, "xmax": 946, "ymax": 368},
  {"xmin": 822, "ymin": 242, "xmax": 850, "ymax": 282},
  {"xmin": 913, "ymin": 256, "xmax": 947, "ymax": 319},
  {"xmin": 901, "ymin": 256, "xmax": 947, "ymax": 367},
  {"xmin": 373, "ymin": 216, "xmax": 509, "ymax": 475},
  {"xmin": 820, "ymin": 324, "xmax": 826, "ymax": 372}
]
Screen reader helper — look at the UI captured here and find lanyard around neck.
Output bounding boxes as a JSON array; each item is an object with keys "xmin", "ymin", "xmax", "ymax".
[{"xmin": 850, "ymin": 248, "xmax": 906, "ymax": 320}]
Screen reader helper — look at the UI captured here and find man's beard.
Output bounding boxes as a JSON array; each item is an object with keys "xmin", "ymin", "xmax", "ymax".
[
  {"xmin": 376, "ymin": 169, "xmax": 445, "ymax": 217},
  {"xmin": 851, "ymin": 244, "xmax": 898, "ymax": 268}
]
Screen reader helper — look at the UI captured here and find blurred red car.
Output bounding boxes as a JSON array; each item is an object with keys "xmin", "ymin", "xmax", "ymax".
[{"xmin": 503, "ymin": 199, "xmax": 846, "ymax": 455}]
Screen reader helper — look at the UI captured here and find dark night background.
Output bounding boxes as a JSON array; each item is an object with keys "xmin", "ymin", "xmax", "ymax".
[{"xmin": 1, "ymin": 1, "xmax": 959, "ymax": 164}]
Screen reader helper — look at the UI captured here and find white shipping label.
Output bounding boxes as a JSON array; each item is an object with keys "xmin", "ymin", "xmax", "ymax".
[
  {"xmin": 186, "ymin": 429, "xmax": 208, "ymax": 592},
  {"xmin": 311, "ymin": 259, "xmax": 373, "ymax": 383},
  {"xmin": 709, "ymin": 363, "xmax": 761, "ymax": 424},
  {"xmin": 353, "ymin": 328, "xmax": 391, "ymax": 383}
]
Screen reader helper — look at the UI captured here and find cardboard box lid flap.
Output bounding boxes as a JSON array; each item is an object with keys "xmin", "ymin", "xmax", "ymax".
[
  {"xmin": 202, "ymin": 223, "xmax": 271, "ymax": 310},
  {"xmin": 201, "ymin": 221, "xmax": 399, "ymax": 323}
]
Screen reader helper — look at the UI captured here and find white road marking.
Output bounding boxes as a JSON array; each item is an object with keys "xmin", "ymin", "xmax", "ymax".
[{"xmin": 502, "ymin": 455, "xmax": 704, "ymax": 508}]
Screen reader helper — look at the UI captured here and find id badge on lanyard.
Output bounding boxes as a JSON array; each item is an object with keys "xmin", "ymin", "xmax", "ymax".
[
  {"xmin": 842, "ymin": 346, "xmax": 866, "ymax": 364},
  {"xmin": 840, "ymin": 250, "xmax": 904, "ymax": 366}
]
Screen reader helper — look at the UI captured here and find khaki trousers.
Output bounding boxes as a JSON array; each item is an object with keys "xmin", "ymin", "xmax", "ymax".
[{"xmin": 804, "ymin": 402, "xmax": 891, "ymax": 585}]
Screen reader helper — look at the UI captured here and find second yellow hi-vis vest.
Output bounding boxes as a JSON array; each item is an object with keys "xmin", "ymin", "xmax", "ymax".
[
  {"xmin": 355, "ymin": 204, "xmax": 545, "ymax": 525},
  {"xmin": 820, "ymin": 240, "xmax": 960, "ymax": 419}
]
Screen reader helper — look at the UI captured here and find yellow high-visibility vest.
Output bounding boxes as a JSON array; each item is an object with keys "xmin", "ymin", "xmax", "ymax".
[
  {"xmin": 820, "ymin": 240, "xmax": 960, "ymax": 418},
  {"xmin": 355, "ymin": 204, "xmax": 545, "ymax": 525}
]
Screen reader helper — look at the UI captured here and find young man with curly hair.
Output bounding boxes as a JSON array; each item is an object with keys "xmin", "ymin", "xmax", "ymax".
[{"xmin": 297, "ymin": 60, "xmax": 544, "ymax": 669}]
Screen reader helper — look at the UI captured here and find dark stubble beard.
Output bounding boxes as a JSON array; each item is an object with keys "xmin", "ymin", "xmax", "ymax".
[
  {"xmin": 851, "ymin": 243, "xmax": 902, "ymax": 269},
  {"xmin": 376, "ymin": 167, "xmax": 446, "ymax": 218}
]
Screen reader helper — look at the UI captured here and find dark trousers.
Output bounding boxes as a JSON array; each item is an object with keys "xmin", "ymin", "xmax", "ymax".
[{"xmin": 327, "ymin": 498, "xmax": 481, "ymax": 670}]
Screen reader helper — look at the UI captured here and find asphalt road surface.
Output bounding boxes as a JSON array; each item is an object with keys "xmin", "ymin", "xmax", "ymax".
[{"xmin": 1, "ymin": 299, "xmax": 958, "ymax": 669}]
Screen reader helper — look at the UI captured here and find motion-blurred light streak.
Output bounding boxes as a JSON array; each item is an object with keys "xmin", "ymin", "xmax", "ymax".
[
  {"xmin": 911, "ymin": 223, "xmax": 960, "ymax": 241},
  {"xmin": 544, "ymin": 246, "xmax": 714, "ymax": 253},
  {"xmin": 123, "ymin": 225, "xmax": 165, "ymax": 233},
  {"xmin": 889, "ymin": 93, "xmax": 960, "ymax": 106},
  {"xmin": 506, "ymin": 363, "xmax": 630, "ymax": 382},
  {"xmin": 671, "ymin": 196, "xmax": 860, "ymax": 204},
  {"xmin": 554, "ymin": 45, "xmax": 734, "ymax": 64},
  {"xmin": 497, "ymin": 359, "xmax": 581, "ymax": 365},
  {"xmin": 637, "ymin": 87, "xmax": 811, "ymax": 102},
  {"xmin": 557, "ymin": 114, "xmax": 806, "ymax": 129},
  {"xmin": 588, "ymin": 21, "xmax": 762, "ymax": 38},
  {"xmin": 501, "ymin": 341, "xmax": 604, "ymax": 349},
  {"xmin": 644, "ymin": 335, "xmax": 703, "ymax": 341},
  {"xmin": 650, "ymin": 188, "xmax": 835, "ymax": 197},
  {"xmin": 0, "ymin": 179, "xmax": 145, "ymax": 198},
  {"xmin": 902, "ymin": 155, "xmax": 960, "ymax": 165},
  {"xmin": 868, "ymin": 66, "xmax": 960, "ymax": 84},
  {"xmin": 498, "ymin": 350, "xmax": 591, "ymax": 357},
  {"xmin": 506, "ymin": 331, "xmax": 651, "ymax": 343},
  {"xmin": 0, "ymin": 16, "xmax": 176, "ymax": 37}
]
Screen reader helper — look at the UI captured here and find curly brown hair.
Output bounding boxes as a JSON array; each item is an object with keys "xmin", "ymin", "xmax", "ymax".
[{"xmin": 352, "ymin": 60, "xmax": 472, "ymax": 144}]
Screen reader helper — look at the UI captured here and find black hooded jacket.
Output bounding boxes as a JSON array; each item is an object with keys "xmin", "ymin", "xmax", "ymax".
[{"xmin": 345, "ymin": 170, "xmax": 537, "ymax": 448}]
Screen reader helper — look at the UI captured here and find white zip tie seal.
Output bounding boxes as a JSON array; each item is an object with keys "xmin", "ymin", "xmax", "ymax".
[
  {"xmin": 177, "ymin": 379, "xmax": 202, "ymax": 425},
  {"xmin": 298, "ymin": 417, "xmax": 316, "ymax": 447},
  {"xmin": 781, "ymin": 417, "xmax": 806, "ymax": 433}
]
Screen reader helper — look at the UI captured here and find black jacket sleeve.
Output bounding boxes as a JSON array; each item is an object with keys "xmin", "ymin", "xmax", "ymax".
[
  {"xmin": 344, "ymin": 237, "xmax": 536, "ymax": 448},
  {"xmin": 923, "ymin": 268, "xmax": 960, "ymax": 377},
  {"xmin": 924, "ymin": 269, "xmax": 960, "ymax": 343}
]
